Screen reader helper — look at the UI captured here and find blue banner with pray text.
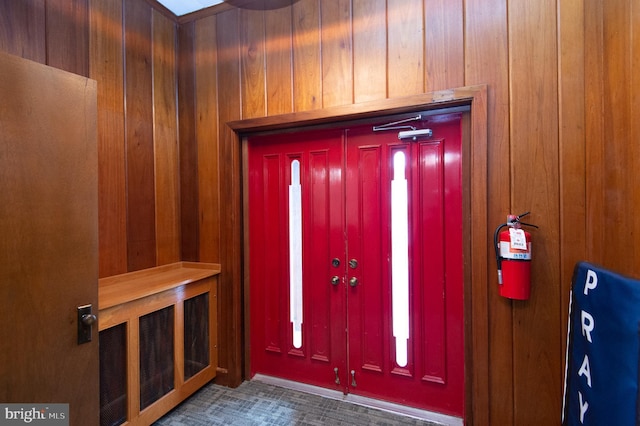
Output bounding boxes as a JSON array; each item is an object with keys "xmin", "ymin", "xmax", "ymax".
[{"xmin": 563, "ymin": 261, "xmax": 640, "ymax": 425}]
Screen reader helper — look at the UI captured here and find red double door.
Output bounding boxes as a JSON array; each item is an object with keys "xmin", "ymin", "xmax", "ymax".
[{"xmin": 248, "ymin": 112, "xmax": 464, "ymax": 418}]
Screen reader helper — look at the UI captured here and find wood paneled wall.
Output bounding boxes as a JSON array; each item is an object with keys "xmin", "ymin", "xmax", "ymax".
[
  {"xmin": 90, "ymin": 0, "xmax": 181, "ymax": 276},
  {"xmin": 0, "ymin": 0, "xmax": 181, "ymax": 279},
  {"xmin": 2, "ymin": 0, "xmax": 640, "ymax": 424}
]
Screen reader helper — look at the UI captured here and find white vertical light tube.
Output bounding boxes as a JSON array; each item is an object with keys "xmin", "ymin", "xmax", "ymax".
[
  {"xmin": 289, "ymin": 160, "xmax": 303, "ymax": 349},
  {"xmin": 391, "ymin": 152, "xmax": 410, "ymax": 367}
]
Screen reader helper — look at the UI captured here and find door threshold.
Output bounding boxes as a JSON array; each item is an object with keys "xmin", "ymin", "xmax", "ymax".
[{"xmin": 251, "ymin": 374, "xmax": 463, "ymax": 426}]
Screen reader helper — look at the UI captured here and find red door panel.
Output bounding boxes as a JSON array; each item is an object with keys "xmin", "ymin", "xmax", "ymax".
[
  {"xmin": 345, "ymin": 143, "xmax": 387, "ymax": 376},
  {"xmin": 248, "ymin": 129, "xmax": 346, "ymax": 389},
  {"xmin": 345, "ymin": 115, "xmax": 464, "ymax": 417},
  {"xmin": 416, "ymin": 140, "xmax": 446, "ymax": 383}
]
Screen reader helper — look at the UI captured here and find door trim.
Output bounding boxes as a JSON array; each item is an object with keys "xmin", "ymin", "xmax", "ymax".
[{"xmin": 232, "ymin": 85, "xmax": 488, "ymax": 425}]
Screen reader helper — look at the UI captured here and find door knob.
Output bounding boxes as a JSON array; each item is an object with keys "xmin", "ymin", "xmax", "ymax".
[
  {"xmin": 349, "ymin": 277, "xmax": 359, "ymax": 287},
  {"xmin": 81, "ymin": 313, "xmax": 97, "ymax": 325},
  {"xmin": 77, "ymin": 304, "xmax": 97, "ymax": 345},
  {"xmin": 331, "ymin": 276, "xmax": 340, "ymax": 286}
]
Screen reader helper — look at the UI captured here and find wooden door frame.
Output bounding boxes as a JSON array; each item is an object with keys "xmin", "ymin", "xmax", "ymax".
[{"xmin": 229, "ymin": 84, "xmax": 488, "ymax": 425}]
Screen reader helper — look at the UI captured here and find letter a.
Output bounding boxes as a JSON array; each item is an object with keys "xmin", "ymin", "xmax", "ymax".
[
  {"xmin": 581, "ymin": 310, "xmax": 594, "ymax": 343},
  {"xmin": 584, "ymin": 269, "xmax": 598, "ymax": 295},
  {"xmin": 578, "ymin": 354, "xmax": 592, "ymax": 387},
  {"xmin": 579, "ymin": 391, "xmax": 589, "ymax": 423}
]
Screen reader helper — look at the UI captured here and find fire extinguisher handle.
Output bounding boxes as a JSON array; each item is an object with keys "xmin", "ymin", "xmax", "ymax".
[
  {"xmin": 519, "ymin": 221, "xmax": 539, "ymax": 229},
  {"xmin": 513, "ymin": 212, "xmax": 539, "ymax": 228}
]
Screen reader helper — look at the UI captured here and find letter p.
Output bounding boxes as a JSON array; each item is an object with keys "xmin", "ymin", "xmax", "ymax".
[{"xmin": 584, "ymin": 269, "xmax": 598, "ymax": 295}]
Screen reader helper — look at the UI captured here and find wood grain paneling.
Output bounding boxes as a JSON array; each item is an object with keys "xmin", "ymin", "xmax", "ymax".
[
  {"xmin": 464, "ymin": 0, "xmax": 509, "ymax": 423},
  {"xmin": 320, "ymin": 0, "xmax": 352, "ymax": 107},
  {"xmin": 195, "ymin": 14, "xmax": 220, "ymax": 264},
  {"xmin": 425, "ymin": 0, "xmax": 463, "ymax": 92},
  {"xmin": 90, "ymin": 0, "xmax": 128, "ymax": 278},
  {"xmin": 215, "ymin": 8, "xmax": 243, "ymax": 386},
  {"xmin": 292, "ymin": 0, "xmax": 321, "ymax": 110},
  {"xmin": 46, "ymin": 0, "xmax": 88, "ymax": 76},
  {"xmin": 633, "ymin": 3, "xmax": 640, "ymax": 272},
  {"xmin": 558, "ymin": 0, "xmax": 585, "ymax": 363},
  {"xmin": 584, "ymin": 2, "xmax": 605, "ymax": 270},
  {"xmin": 178, "ymin": 21, "xmax": 200, "ymax": 262},
  {"xmin": 509, "ymin": 1, "xmax": 561, "ymax": 424},
  {"xmin": 87, "ymin": 0, "xmax": 182, "ymax": 277},
  {"xmin": 0, "ymin": 0, "xmax": 46, "ymax": 63},
  {"xmin": 124, "ymin": 0, "xmax": 157, "ymax": 271},
  {"xmin": 602, "ymin": 1, "xmax": 634, "ymax": 274},
  {"xmin": 582, "ymin": 1, "xmax": 640, "ymax": 277},
  {"xmin": 352, "ymin": 0, "xmax": 386, "ymax": 102},
  {"xmin": 264, "ymin": 4, "xmax": 293, "ymax": 114},
  {"xmin": 584, "ymin": 1, "xmax": 605, "ymax": 270},
  {"xmin": 387, "ymin": 0, "xmax": 424, "ymax": 96},
  {"xmin": 240, "ymin": 7, "xmax": 266, "ymax": 118},
  {"xmin": 153, "ymin": 10, "xmax": 181, "ymax": 265}
]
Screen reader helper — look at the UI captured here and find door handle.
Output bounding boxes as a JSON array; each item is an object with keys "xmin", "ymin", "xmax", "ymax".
[
  {"xmin": 77, "ymin": 304, "xmax": 97, "ymax": 345},
  {"xmin": 349, "ymin": 277, "xmax": 359, "ymax": 287}
]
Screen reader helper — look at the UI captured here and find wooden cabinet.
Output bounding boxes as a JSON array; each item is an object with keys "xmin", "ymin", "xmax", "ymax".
[{"xmin": 98, "ymin": 262, "xmax": 220, "ymax": 426}]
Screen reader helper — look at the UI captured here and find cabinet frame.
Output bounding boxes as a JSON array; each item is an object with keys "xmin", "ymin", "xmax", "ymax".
[{"xmin": 98, "ymin": 262, "xmax": 220, "ymax": 426}]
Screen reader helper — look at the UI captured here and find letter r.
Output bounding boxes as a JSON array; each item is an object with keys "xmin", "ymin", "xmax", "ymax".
[{"xmin": 581, "ymin": 310, "xmax": 594, "ymax": 343}]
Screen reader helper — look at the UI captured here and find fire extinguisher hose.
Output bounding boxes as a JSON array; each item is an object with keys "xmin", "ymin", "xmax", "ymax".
[{"xmin": 493, "ymin": 222, "xmax": 508, "ymax": 285}]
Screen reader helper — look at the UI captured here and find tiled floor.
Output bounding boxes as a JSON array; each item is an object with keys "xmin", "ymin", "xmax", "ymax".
[{"xmin": 154, "ymin": 380, "xmax": 440, "ymax": 426}]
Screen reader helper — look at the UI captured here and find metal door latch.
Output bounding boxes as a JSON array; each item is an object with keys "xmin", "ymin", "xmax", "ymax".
[{"xmin": 77, "ymin": 304, "xmax": 97, "ymax": 344}]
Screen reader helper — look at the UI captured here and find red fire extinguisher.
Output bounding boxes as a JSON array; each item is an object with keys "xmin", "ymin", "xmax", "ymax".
[{"xmin": 493, "ymin": 212, "xmax": 538, "ymax": 300}]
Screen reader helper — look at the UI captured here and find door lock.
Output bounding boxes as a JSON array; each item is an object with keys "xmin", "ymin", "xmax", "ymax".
[
  {"xmin": 331, "ymin": 258, "xmax": 340, "ymax": 268},
  {"xmin": 77, "ymin": 304, "xmax": 97, "ymax": 345},
  {"xmin": 349, "ymin": 259, "xmax": 358, "ymax": 269}
]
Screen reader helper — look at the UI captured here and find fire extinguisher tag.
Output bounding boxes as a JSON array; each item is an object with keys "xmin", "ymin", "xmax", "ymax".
[
  {"xmin": 509, "ymin": 228, "xmax": 528, "ymax": 250},
  {"xmin": 499, "ymin": 241, "xmax": 532, "ymax": 259}
]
